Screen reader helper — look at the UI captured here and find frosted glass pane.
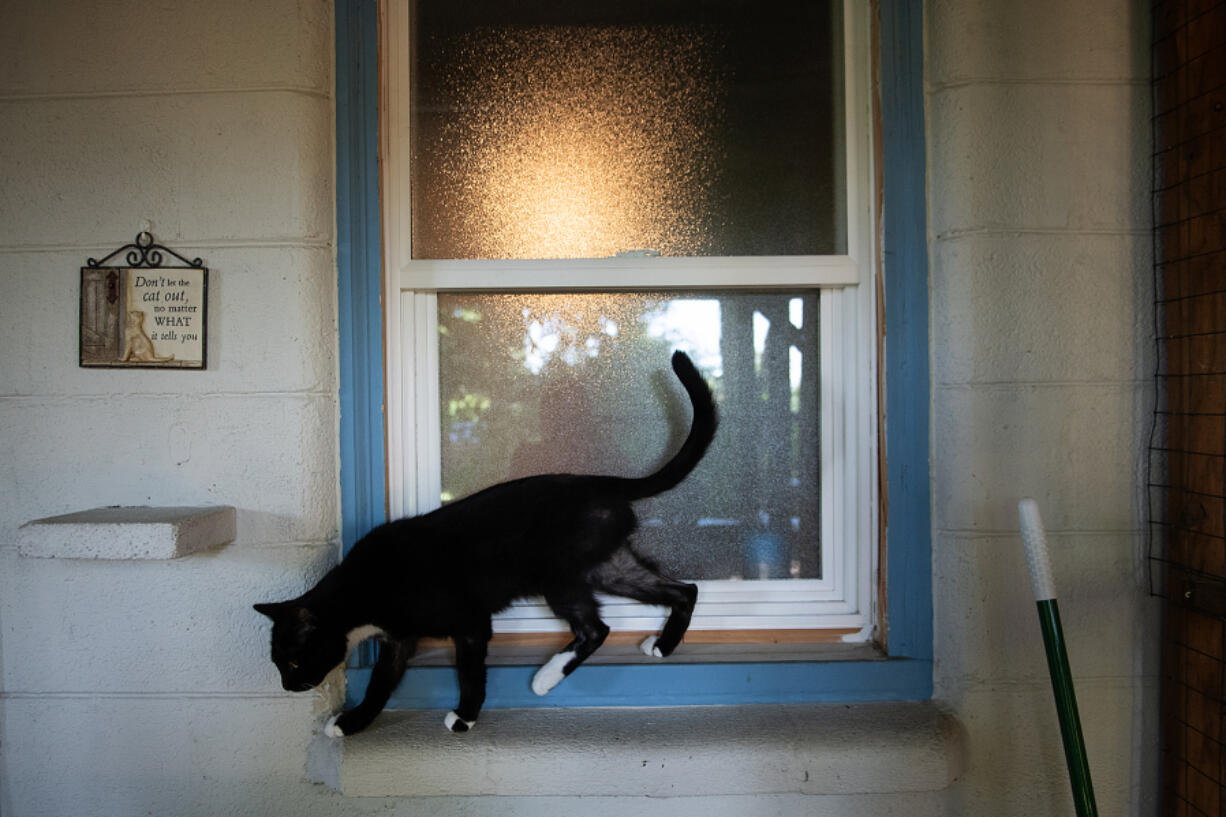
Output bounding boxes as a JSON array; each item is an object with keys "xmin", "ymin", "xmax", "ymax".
[
  {"xmin": 438, "ymin": 292, "xmax": 821, "ymax": 581},
  {"xmin": 411, "ymin": 0, "xmax": 844, "ymax": 259}
]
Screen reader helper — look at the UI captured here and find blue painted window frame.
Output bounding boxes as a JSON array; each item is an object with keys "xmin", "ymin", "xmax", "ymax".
[{"xmin": 335, "ymin": 0, "xmax": 931, "ymax": 708}]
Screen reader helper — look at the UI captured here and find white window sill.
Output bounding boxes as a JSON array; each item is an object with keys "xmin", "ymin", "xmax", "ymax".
[{"xmin": 334, "ymin": 701, "xmax": 963, "ymax": 798}]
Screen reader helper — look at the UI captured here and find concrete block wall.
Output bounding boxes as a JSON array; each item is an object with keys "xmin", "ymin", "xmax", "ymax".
[
  {"xmin": 925, "ymin": 0, "xmax": 1159, "ymax": 814},
  {"xmin": 0, "ymin": 1, "xmax": 344, "ymax": 815}
]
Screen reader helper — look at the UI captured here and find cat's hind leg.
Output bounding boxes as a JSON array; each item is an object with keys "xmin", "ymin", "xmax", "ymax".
[
  {"xmin": 447, "ymin": 628, "xmax": 490, "ymax": 732},
  {"xmin": 326, "ymin": 638, "xmax": 414, "ymax": 737},
  {"xmin": 592, "ymin": 548, "xmax": 697, "ymax": 658},
  {"xmin": 532, "ymin": 589, "xmax": 609, "ymax": 695}
]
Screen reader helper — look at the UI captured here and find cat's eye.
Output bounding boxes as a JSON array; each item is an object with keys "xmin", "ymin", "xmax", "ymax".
[{"xmin": 287, "ymin": 661, "xmax": 300, "ymax": 671}]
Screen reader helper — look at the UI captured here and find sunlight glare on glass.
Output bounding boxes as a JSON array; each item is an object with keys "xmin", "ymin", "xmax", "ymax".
[
  {"xmin": 789, "ymin": 297, "xmax": 804, "ymax": 330},
  {"xmin": 753, "ymin": 311, "xmax": 770, "ymax": 373},
  {"xmin": 415, "ymin": 27, "xmax": 722, "ymax": 259},
  {"xmin": 516, "ymin": 296, "xmax": 724, "ymax": 375},
  {"xmin": 644, "ymin": 299, "xmax": 723, "ymax": 375},
  {"xmin": 790, "ymin": 345, "xmax": 804, "ymax": 408}
]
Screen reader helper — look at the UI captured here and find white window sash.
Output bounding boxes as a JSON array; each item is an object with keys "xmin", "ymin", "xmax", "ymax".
[
  {"xmin": 396, "ymin": 284, "xmax": 869, "ymax": 634},
  {"xmin": 399, "ymin": 255, "xmax": 859, "ymax": 291}
]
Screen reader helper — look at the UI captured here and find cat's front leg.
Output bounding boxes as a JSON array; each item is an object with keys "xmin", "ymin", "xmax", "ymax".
[
  {"xmin": 446, "ymin": 629, "xmax": 490, "ymax": 733},
  {"xmin": 325, "ymin": 638, "xmax": 414, "ymax": 738}
]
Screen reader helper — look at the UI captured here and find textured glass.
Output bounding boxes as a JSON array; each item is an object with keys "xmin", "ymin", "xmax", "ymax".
[
  {"xmin": 438, "ymin": 292, "xmax": 821, "ymax": 581},
  {"xmin": 411, "ymin": 1, "xmax": 844, "ymax": 259}
]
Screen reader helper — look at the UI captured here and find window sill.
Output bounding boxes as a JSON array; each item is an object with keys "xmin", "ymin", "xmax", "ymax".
[
  {"xmin": 335, "ymin": 701, "xmax": 963, "ymax": 797},
  {"xmin": 351, "ymin": 654, "xmax": 930, "ymax": 710}
]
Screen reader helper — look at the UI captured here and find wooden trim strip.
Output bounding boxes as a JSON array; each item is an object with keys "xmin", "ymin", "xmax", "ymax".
[{"xmin": 417, "ymin": 628, "xmax": 862, "ymax": 651}]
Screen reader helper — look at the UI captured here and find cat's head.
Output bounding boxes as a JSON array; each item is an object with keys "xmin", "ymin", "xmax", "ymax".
[{"xmin": 253, "ymin": 601, "xmax": 348, "ymax": 692}]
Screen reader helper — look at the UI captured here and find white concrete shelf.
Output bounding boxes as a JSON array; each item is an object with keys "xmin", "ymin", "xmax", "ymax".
[
  {"xmin": 338, "ymin": 702, "xmax": 964, "ymax": 798},
  {"xmin": 17, "ymin": 505, "xmax": 236, "ymax": 560}
]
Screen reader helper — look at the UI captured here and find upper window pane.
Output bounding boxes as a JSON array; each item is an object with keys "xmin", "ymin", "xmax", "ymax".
[{"xmin": 410, "ymin": 0, "xmax": 845, "ymax": 260}]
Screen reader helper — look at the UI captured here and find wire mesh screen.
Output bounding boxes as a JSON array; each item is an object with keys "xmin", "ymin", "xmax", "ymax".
[{"xmin": 1150, "ymin": 2, "xmax": 1226, "ymax": 814}]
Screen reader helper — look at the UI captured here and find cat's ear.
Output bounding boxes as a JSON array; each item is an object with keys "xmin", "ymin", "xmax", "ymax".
[
  {"xmin": 253, "ymin": 601, "xmax": 317, "ymax": 629},
  {"xmin": 253, "ymin": 602, "xmax": 286, "ymax": 620}
]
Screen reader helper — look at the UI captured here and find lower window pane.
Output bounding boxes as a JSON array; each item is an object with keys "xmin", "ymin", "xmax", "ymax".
[{"xmin": 438, "ymin": 291, "xmax": 821, "ymax": 581}]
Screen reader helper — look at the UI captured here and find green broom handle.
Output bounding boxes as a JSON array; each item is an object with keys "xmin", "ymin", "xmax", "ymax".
[{"xmin": 1018, "ymin": 498, "xmax": 1098, "ymax": 817}]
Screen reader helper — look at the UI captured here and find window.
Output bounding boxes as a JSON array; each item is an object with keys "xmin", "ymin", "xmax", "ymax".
[
  {"xmin": 380, "ymin": 0, "xmax": 877, "ymax": 645},
  {"xmin": 336, "ymin": 0, "xmax": 931, "ymax": 705},
  {"xmin": 380, "ymin": 0, "xmax": 872, "ymax": 642}
]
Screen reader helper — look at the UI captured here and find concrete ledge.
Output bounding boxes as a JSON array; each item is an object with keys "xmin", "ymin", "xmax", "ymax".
[
  {"xmin": 17, "ymin": 506, "xmax": 236, "ymax": 559},
  {"xmin": 339, "ymin": 702, "xmax": 964, "ymax": 798}
]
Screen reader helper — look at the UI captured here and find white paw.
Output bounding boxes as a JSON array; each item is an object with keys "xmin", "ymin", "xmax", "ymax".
[
  {"xmin": 531, "ymin": 650, "xmax": 575, "ymax": 696},
  {"xmin": 640, "ymin": 635, "xmax": 664, "ymax": 658},
  {"xmin": 324, "ymin": 714, "xmax": 345, "ymax": 739},
  {"xmin": 444, "ymin": 711, "xmax": 476, "ymax": 732}
]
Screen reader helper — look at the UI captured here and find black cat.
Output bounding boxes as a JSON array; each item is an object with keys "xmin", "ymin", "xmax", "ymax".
[{"xmin": 254, "ymin": 351, "xmax": 717, "ymax": 735}]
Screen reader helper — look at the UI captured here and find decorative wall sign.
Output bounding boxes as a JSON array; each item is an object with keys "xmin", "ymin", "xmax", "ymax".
[{"xmin": 80, "ymin": 233, "xmax": 208, "ymax": 369}]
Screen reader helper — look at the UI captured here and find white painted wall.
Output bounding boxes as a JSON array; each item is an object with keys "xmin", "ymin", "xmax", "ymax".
[
  {"xmin": 0, "ymin": 0, "xmax": 1157, "ymax": 815},
  {"xmin": 0, "ymin": 1, "xmax": 345, "ymax": 814},
  {"xmin": 926, "ymin": 0, "xmax": 1158, "ymax": 814}
]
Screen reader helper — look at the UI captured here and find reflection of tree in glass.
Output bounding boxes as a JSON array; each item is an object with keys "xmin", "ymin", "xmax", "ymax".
[{"xmin": 438, "ymin": 293, "xmax": 672, "ymax": 504}]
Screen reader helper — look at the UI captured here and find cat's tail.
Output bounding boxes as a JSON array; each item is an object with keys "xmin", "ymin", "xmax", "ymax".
[{"xmin": 619, "ymin": 351, "xmax": 718, "ymax": 500}]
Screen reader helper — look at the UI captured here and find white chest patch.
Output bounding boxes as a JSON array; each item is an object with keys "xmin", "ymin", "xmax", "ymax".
[{"xmin": 346, "ymin": 624, "xmax": 386, "ymax": 651}]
